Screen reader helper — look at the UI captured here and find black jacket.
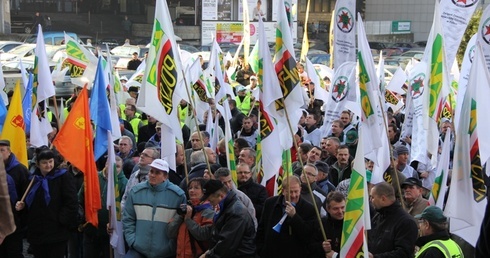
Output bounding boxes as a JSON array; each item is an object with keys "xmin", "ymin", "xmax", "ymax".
[
  {"xmin": 25, "ymin": 168, "xmax": 78, "ymax": 245},
  {"xmin": 207, "ymin": 191, "xmax": 256, "ymax": 258},
  {"xmin": 310, "ymin": 215, "xmax": 343, "ymax": 257},
  {"xmin": 257, "ymin": 195, "xmax": 317, "ymax": 258},
  {"xmin": 368, "ymin": 201, "xmax": 418, "ymax": 258},
  {"xmin": 238, "ymin": 178, "xmax": 268, "ymax": 222},
  {"xmin": 5, "ymin": 153, "xmax": 30, "ymax": 201}
]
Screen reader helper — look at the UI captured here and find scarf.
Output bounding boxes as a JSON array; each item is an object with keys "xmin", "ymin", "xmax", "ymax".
[{"xmin": 25, "ymin": 169, "xmax": 67, "ymax": 208}]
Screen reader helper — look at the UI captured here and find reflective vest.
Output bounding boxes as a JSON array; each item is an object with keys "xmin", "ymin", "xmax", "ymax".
[
  {"xmin": 235, "ymin": 93, "xmax": 252, "ymax": 115},
  {"xmin": 415, "ymin": 239, "xmax": 463, "ymax": 258},
  {"xmin": 178, "ymin": 105, "xmax": 189, "ymax": 124},
  {"xmin": 128, "ymin": 117, "xmax": 143, "ymax": 141}
]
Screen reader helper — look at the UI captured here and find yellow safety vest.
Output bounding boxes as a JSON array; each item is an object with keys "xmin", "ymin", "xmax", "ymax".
[
  {"xmin": 235, "ymin": 93, "xmax": 252, "ymax": 115},
  {"xmin": 128, "ymin": 117, "xmax": 142, "ymax": 141},
  {"xmin": 178, "ymin": 105, "xmax": 189, "ymax": 124},
  {"xmin": 415, "ymin": 239, "xmax": 463, "ymax": 258}
]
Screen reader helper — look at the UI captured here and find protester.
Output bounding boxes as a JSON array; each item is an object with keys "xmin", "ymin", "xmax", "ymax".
[
  {"xmin": 199, "ymin": 179, "xmax": 256, "ymax": 257},
  {"xmin": 168, "ymin": 178, "xmax": 214, "ymax": 258},
  {"xmin": 237, "ymin": 163, "xmax": 268, "ymax": 222},
  {"xmin": 368, "ymin": 182, "xmax": 418, "ymax": 257},
  {"xmin": 123, "ymin": 159, "xmax": 186, "ymax": 258},
  {"xmin": 415, "ymin": 206, "xmax": 464, "ymax": 257},
  {"xmin": 402, "ymin": 177, "xmax": 428, "ymax": 217},
  {"xmin": 80, "ymin": 156, "xmax": 128, "ymax": 258},
  {"xmin": 15, "ymin": 148, "xmax": 78, "ymax": 258},
  {"xmin": 257, "ymin": 176, "xmax": 317, "ymax": 258}
]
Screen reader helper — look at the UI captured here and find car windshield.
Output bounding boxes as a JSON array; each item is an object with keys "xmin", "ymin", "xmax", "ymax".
[{"xmin": 8, "ymin": 44, "xmax": 34, "ymax": 54}]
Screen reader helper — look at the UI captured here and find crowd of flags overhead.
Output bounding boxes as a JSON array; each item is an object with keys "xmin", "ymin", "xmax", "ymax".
[{"xmin": 0, "ymin": 0, "xmax": 489, "ymax": 255}]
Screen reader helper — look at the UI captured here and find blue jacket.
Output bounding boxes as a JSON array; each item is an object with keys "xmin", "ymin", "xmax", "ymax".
[{"xmin": 123, "ymin": 180, "xmax": 186, "ymax": 258}]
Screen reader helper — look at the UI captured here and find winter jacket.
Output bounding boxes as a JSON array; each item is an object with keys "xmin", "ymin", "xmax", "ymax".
[
  {"xmin": 238, "ymin": 178, "xmax": 268, "ymax": 222},
  {"xmin": 123, "ymin": 180, "xmax": 186, "ymax": 258},
  {"xmin": 257, "ymin": 195, "xmax": 317, "ymax": 258},
  {"xmin": 168, "ymin": 200, "xmax": 214, "ymax": 258},
  {"xmin": 206, "ymin": 191, "xmax": 256, "ymax": 258},
  {"xmin": 24, "ymin": 168, "xmax": 78, "ymax": 245},
  {"xmin": 368, "ymin": 201, "xmax": 418, "ymax": 258}
]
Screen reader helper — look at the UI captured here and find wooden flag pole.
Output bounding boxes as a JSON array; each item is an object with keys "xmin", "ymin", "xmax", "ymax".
[{"xmin": 279, "ymin": 96, "xmax": 327, "ymax": 242}]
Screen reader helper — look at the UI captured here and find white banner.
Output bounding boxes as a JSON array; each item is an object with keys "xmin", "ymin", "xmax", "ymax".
[
  {"xmin": 332, "ymin": 0, "xmax": 356, "ymax": 69},
  {"xmin": 439, "ymin": 0, "xmax": 479, "ymax": 68}
]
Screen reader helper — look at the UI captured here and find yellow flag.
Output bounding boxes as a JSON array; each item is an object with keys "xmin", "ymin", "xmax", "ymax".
[{"xmin": 1, "ymin": 81, "xmax": 27, "ymax": 167}]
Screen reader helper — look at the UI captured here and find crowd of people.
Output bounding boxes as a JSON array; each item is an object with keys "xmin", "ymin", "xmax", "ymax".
[{"xmin": 0, "ymin": 54, "xmax": 489, "ymax": 258}]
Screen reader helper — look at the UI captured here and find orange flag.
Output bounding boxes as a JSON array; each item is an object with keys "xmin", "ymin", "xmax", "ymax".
[{"xmin": 52, "ymin": 86, "xmax": 100, "ymax": 227}]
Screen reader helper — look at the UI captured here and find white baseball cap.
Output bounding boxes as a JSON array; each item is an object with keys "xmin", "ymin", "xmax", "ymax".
[{"xmin": 150, "ymin": 159, "xmax": 169, "ymax": 172}]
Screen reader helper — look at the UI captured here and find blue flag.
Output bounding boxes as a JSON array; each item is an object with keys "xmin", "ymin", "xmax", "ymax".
[
  {"xmin": 90, "ymin": 57, "xmax": 112, "ymax": 160},
  {"xmin": 22, "ymin": 74, "xmax": 33, "ymax": 132},
  {"xmin": 0, "ymin": 94, "xmax": 7, "ymax": 132}
]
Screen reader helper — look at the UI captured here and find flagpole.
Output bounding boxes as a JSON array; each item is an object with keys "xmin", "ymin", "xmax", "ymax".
[
  {"xmin": 280, "ymin": 96, "xmax": 327, "ymax": 242},
  {"xmin": 377, "ymin": 94, "xmax": 405, "ymax": 210},
  {"xmin": 51, "ymin": 95, "xmax": 61, "ymax": 131},
  {"xmin": 108, "ymin": 205, "xmax": 114, "ymax": 258}
]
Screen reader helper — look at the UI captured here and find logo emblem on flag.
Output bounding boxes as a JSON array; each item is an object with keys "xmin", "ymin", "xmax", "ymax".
[
  {"xmin": 331, "ymin": 76, "xmax": 349, "ymax": 102},
  {"xmin": 10, "ymin": 115, "xmax": 25, "ymax": 129},
  {"xmin": 467, "ymin": 45, "xmax": 476, "ymax": 63},
  {"xmin": 481, "ymin": 19, "xmax": 490, "ymax": 45},
  {"xmin": 336, "ymin": 7, "xmax": 354, "ymax": 33},
  {"xmin": 452, "ymin": 0, "xmax": 478, "ymax": 8},
  {"xmin": 410, "ymin": 73, "xmax": 425, "ymax": 99},
  {"xmin": 74, "ymin": 117, "xmax": 86, "ymax": 130}
]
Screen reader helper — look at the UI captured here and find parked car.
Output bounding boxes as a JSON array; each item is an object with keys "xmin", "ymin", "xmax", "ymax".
[
  {"xmin": 308, "ymin": 52, "xmax": 330, "ymax": 66},
  {"xmin": 0, "ymin": 41, "xmax": 23, "ymax": 53},
  {"xmin": 369, "ymin": 42, "xmax": 389, "ymax": 50},
  {"xmin": 1, "ymin": 44, "xmax": 36, "ymax": 62},
  {"xmin": 388, "ymin": 42, "xmax": 417, "ymax": 53},
  {"xmin": 24, "ymin": 31, "xmax": 80, "ymax": 45}
]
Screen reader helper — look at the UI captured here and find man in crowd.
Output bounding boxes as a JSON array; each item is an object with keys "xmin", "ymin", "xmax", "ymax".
[
  {"xmin": 185, "ymin": 131, "xmax": 210, "ymax": 164},
  {"xmin": 415, "ymin": 206, "xmax": 464, "ymax": 257},
  {"xmin": 312, "ymin": 191, "xmax": 346, "ymax": 258},
  {"xmin": 127, "ymin": 52, "xmax": 142, "ymax": 70},
  {"xmin": 328, "ymin": 145, "xmax": 352, "ymax": 186},
  {"xmin": 257, "ymin": 176, "xmax": 317, "ymax": 258},
  {"xmin": 199, "ymin": 179, "xmax": 256, "ymax": 257},
  {"xmin": 299, "ymin": 163, "xmax": 327, "ymax": 217},
  {"xmin": 315, "ymin": 161, "xmax": 335, "ymax": 194},
  {"xmin": 123, "ymin": 159, "xmax": 186, "ymax": 257},
  {"xmin": 303, "ymin": 113, "xmax": 322, "ymax": 147},
  {"xmin": 395, "ymin": 145, "xmax": 419, "ymax": 179},
  {"xmin": 213, "ymin": 167, "xmax": 257, "ymax": 229},
  {"xmin": 237, "ymin": 163, "xmax": 268, "ymax": 223},
  {"xmin": 402, "ymin": 177, "xmax": 428, "ymax": 217},
  {"xmin": 121, "ymin": 147, "xmax": 160, "ymax": 210},
  {"xmin": 368, "ymin": 182, "xmax": 418, "ymax": 257},
  {"xmin": 322, "ymin": 137, "xmax": 340, "ymax": 166}
]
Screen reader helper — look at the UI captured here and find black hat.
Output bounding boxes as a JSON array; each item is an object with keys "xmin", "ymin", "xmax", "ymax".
[
  {"xmin": 201, "ymin": 179, "xmax": 224, "ymax": 201},
  {"xmin": 402, "ymin": 177, "xmax": 423, "ymax": 188},
  {"xmin": 0, "ymin": 139, "xmax": 10, "ymax": 147}
]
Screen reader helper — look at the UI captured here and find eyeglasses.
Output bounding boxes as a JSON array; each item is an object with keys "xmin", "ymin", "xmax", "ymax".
[{"xmin": 237, "ymin": 171, "xmax": 251, "ymax": 175}]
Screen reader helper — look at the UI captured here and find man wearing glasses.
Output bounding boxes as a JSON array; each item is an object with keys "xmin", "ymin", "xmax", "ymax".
[
  {"xmin": 123, "ymin": 159, "xmax": 186, "ymax": 258},
  {"xmin": 121, "ymin": 147, "xmax": 160, "ymax": 211},
  {"xmin": 237, "ymin": 163, "xmax": 268, "ymax": 222}
]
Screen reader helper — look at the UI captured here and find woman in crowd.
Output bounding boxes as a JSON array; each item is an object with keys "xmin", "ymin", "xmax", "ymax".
[
  {"xmin": 168, "ymin": 177, "xmax": 214, "ymax": 258},
  {"xmin": 15, "ymin": 147, "xmax": 78, "ymax": 258}
]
